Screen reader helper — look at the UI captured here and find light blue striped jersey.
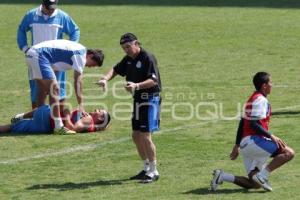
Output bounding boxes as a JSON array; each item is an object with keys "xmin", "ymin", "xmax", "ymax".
[{"xmin": 17, "ymin": 5, "xmax": 80, "ymax": 52}]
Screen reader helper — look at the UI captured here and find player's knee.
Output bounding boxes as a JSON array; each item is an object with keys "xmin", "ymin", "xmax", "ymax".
[
  {"xmin": 285, "ymin": 147, "xmax": 295, "ymax": 161},
  {"xmin": 132, "ymin": 134, "xmax": 138, "ymax": 143},
  {"xmin": 50, "ymin": 83, "xmax": 60, "ymax": 96}
]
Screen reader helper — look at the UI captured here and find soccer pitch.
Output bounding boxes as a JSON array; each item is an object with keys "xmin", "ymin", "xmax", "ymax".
[{"xmin": 0, "ymin": 1, "xmax": 300, "ymax": 199}]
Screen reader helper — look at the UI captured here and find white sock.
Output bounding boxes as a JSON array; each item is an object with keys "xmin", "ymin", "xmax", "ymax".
[
  {"xmin": 54, "ymin": 118, "xmax": 64, "ymax": 129},
  {"xmin": 15, "ymin": 113, "xmax": 24, "ymax": 120},
  {"xmin": 143, "ymin": 160, "xmax": 150, "ymax": 172},
  {"xmin": 260, "ymin": 168, "xmax": 270, "ymax": 178},
  {"xmin": 149, "ymin": 160, "xmax": 157, "ymax": 173},
  {"xmin": 221, "ymin": 172, "xmax": 235, "ymax": 183}
]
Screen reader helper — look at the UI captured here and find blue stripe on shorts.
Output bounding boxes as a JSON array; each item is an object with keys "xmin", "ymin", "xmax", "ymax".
[
  {"xmin": 251, "ymin": 135, "xmax": 278, "ymax": 155},
  {"xmin": 148, "ymin": 96, "xmax": 160, "ymax": 132}
]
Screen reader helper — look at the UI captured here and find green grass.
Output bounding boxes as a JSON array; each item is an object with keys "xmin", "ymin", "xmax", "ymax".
[{"xmin": 0, "ymin": 2, "xmax": 300, "ymax": 199}]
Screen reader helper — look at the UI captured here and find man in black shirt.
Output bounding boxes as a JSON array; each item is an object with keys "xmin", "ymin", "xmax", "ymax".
[{"xmin": 97, "ymin": 33, "xmax": 162, "ymax": 183}]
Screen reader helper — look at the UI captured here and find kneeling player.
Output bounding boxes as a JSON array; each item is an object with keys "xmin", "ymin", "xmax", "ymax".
[{"xmin": 210, "ymin": 72, "xmax": 294, "ymax": 192}]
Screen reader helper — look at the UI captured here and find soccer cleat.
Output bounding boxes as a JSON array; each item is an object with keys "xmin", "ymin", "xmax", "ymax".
[
  {"xmin": 11, "ymin": 116, "xmax": 22, "ymax": 124},
  {"xmin": 210, "ymin": 169, "xmax": 223, "ymax": 191},
  {"xmin": 129, "ymin": 170, "xmax": 147, "ymax": 180},
  {"xmin": 140, "ymin": 171, "xmax": 159, "ymax": 183},
  {"xmin": 252, "ymin": 173, "xmax": 273, "ymax": 191},
  {"xmin": 140, "ymin": 174, "xmax": 159, "ymax": 184},
  {"xmin": 53, "ymin": 127, "xmax": 76, "ymax": 135}
]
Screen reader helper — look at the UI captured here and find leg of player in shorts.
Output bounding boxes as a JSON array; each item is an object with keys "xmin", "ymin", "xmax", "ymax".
[
  {"xmin": 131, "ymin": 95, "xmax": 161, "ymax": 183},
  {"xmin": 249, "ymin": 135, "xmax": 294, "ymax": 190},
  {"xmin": 211, "ymin": 135, "xmax": 276, "ymax": 191},
  {"xmin": 6, "ymin": 105, "xmax": 52, "ymax": 134},
  {"xmin": 26, "ymin": 49, "xmax": 64, "ymax": 132},
  {"xmin": 54, "ymin": 71, "xmax": 67, "ymax": 112}
]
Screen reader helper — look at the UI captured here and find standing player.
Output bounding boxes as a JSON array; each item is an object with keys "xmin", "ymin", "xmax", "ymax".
[
  {"xmin": 211, "ymin": 72, "xmax": 294, "ymax": 192},
  {"xmin": 97, "ymin": 33, "xmax": 162, "ymax": 183},
  {"xmin": 25, "ymin": 39, "xmax": 104, "ymax": 134},
  {"xmin": 17, "ymin": 0, "xmax": 80, "ymax": 109}
]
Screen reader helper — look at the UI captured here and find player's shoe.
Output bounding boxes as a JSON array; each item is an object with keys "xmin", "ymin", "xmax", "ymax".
[
  {"xmin": 129, "ymin": 170, "xmax": 147, "ymax": 180},
  {"xmin": 11, "ymin": 116, "xmax": 22, "ymax": 124},
  {"xmin": 252, "ymin": 173, "xmax": 273, "ymax": 191},
  {"xmin": 53, "ymin": 127, "xmax": 76, "ymax": 135},
  {"xmin": 210, "ymin": 169, "xmax": 223, "ymax": 191},
  {"xmin": 140, "ymin": 171, "xmax": 159, "ymax": 184}
]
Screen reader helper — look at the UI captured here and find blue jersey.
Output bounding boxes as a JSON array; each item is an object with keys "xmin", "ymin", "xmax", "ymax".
[
  {"xmin": 17, "ymin": 5, "xmax": 80, "ymax": 52},
  {"xmin": 30, "ymin": 39, "xmax": 86, "ymax": 74}
]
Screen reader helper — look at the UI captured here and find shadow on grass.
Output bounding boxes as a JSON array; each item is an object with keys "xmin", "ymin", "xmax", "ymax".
[
  {"xmin": 183, "ymin": 187, "xmax": 268, "ymax": 195},
  {"xmin": 27, "ymin": 178, "xmax": 130, "ymax": 191},
  {"xmin": 272, "ymin": 111, "xmax": 300, "ymax": 116},
  {"xmin": 0, "ymin": 0, "xmax": 300, "ymax": 8}
]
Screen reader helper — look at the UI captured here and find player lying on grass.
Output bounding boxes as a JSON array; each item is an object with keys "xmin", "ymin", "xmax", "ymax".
[
  {"xmin": 211, "ymin": 72, "xmax": 294, "ymax": 192},
  {"xmin": 0, "ymin": 105, "xmax": 110, "ymax": 134}
]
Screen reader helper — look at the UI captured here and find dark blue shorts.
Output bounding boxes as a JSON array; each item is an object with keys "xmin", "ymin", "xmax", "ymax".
[{"xmin": 132, "ymin": 95, "xmax": 161, "ymax": 133}]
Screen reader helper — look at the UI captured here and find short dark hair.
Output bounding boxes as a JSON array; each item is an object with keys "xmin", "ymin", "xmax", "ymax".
[
  {"xmin": 253, "ymin": 72, "xmax": 270, "ymax": 91},
  {"xmin": 120, "ymin": 33, "xmax": 138, "ymax": 45},
  {"xmin": 42, "ymin": 0, "xmax": 58, "ymax": 9},
  {"xmin": 87, "ymin": 49, "xmax": 104, "ymax": 67}
]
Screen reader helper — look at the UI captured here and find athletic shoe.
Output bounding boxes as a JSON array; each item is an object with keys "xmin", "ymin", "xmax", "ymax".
[
  {"xmin": 140, "ymin": 171, "xmax": 159, "ymax": 184},
  {"xmin": 252, "ymin": 173, "xmax": 273, "ymax": 191},
  {"xmin": 53, "ymin": 127, "xmax": 76, "ymax": 135},
  {"xmin": 11, "ymin": 116, "xmax": 22, "ymax": 124},
  {"xmin": 129, "ymin": 170, "xmax": 147, "ymax": 180},
  {"xmin": 210, "ymin": 169, "xmax": 223, "ymax": 191}
]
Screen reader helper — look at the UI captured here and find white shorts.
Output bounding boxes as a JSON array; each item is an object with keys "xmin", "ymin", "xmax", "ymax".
[
  {"xmin": 26, "ymin": 48, "xmax": 55, "ymax": 80},
  {"xmin": 240, "ymin": 135, "xmax": 278, "ymax": 174}
]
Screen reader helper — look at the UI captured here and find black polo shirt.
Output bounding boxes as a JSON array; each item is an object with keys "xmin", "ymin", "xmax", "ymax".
[{"xmin": 113, "ymin": 48, "xmax": 162, "ymax": 99}]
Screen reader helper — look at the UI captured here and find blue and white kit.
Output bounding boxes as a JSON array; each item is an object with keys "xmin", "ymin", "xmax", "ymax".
[
  {"xmin": 17, "ymin": 5, "xmax": 80, "ymax": 102},
  {"xmin": 26, "ymin": 40, "xmax": 86, "ymax": 80}
]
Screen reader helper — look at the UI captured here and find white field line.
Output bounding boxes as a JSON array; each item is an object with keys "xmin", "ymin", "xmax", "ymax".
[
  {"xmin": 272, "ymin": 105, "xmax": 300, "ymax": 112},
  {"xmin": 0, "ymin": 121, "xmax": 216, "ymax": 165}
]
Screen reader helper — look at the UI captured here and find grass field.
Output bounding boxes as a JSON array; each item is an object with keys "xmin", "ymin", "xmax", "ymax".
[{"xmin": 0, "ymin": 1, "xmax": 300, "ymax": 199}]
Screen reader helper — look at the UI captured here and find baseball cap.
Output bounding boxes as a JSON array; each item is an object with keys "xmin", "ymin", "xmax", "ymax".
[
  {"xmin": 42, "ymin": 0, "xmax": 58, "ymax": 9},
  {"xmin": 120, "ymin": 33, "xmax": 138, "ymax": 45}
]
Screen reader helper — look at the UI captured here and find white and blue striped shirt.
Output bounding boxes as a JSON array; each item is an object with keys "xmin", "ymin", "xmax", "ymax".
[{"xmin": 32, "ymin": 40, "xmax": 86, "ymax": 73}]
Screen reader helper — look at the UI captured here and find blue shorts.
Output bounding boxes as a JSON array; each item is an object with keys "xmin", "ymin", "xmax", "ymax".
[
  {"xmin": 132, "ymin": 95, "xmax": 161, "ymax": 133},
  {"xmin": 29, "ymin": 71, "xmax": 66, "ymax": 103},
  {"xmin": 11, "ymin": 105, "xmax": 53, "ymax": 133},
  {"xmin": 26, "ymin": 49, "xmax": 66, "ymax": 103}
]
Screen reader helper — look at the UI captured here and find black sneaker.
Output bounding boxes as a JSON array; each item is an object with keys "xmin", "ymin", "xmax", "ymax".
[
  {"xmin": 140, "ymin": 174, "xmax": 159, "ymax": 184},
  {"xmin": 11, "ymin": 116, "xmax": 22, "ymax": 124},
  {"xmin": 129, "ymin": 170, "xmax": 147, "ymax": 180}
]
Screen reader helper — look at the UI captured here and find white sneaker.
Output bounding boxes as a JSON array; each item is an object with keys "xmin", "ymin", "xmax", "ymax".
[
  {"xmin": 210, "ymin": 169, "xmax": 223, "ymax": 191},
  {"xmin": 252, "ymin": 173, "xmax": 273, "ymax": 191}
]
